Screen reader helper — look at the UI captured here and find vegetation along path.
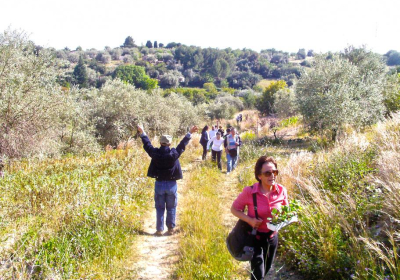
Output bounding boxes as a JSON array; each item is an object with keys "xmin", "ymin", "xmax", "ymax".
[{"xmin": 127, "ymin": 152, "xmax": 302, "ymax": 280}]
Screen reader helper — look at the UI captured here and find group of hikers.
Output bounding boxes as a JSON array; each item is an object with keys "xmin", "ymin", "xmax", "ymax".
[
  {"xmin": 199, "ymin": 124, "xmax": 242, "ymax": 174},
  {"xmin": 137, "ymin": 122, "xmax": 288, "ymax": 279}
]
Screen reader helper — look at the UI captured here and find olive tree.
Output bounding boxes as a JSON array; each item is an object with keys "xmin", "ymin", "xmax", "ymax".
[
  {"xmin": 159, "ymin": 70, "xmax": 181, "ymax": 88},
  {"xmin": 296, "ymin": 49, "xmax": 386, "ymax": 140},
  {"xmin": 88, "ymin": 80, "xmax": 200, "ymax": 145},
  {"xmin": 274, "ymin": 87, "xmax": 298, "ymax": 118},
  {"xmin": 58, "ymin": 86, "xmax": 100, "ymax": 154},
  {"xmin": 0, "ymin": 29, "xmax": 65, "ymax": 157},
  {"xmin": 206, "ymin": 93, "xmax": 244, "ymax": 120}
]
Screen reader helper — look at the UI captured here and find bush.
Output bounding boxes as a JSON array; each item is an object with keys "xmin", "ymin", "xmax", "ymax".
[
  {"xmin": 67, "ymin": 52, "xmax": 80, "ymax": 63},
  {"xmin": 0, "ymin": 29, "xmax": 66, "ymax": 158},
  {"xmin": 112, "ymin": 64, "xmax": 157, "ymax": 90},
  {"xmin": 159, "ymin": 70, "xmax": 182, "ymax": 88},
  {"xmin": 274, "ymin": 87, "xmax": 298, "ymax": 118},
  {"xmin": 206, "ymin": 93, "xmax": 244, "ymax": 120},
  {"xmin": 296, "ymin": 50, "xmax": 386, "ymax": 140},
  {"xmin": 88, "ymin": 80, "xmax": 201, "ymax": 145}
]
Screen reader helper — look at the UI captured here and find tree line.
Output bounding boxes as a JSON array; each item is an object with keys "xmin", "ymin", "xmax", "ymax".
[{"xmin": 1, "ymin": 28, "xmax": 399, "ymax": 159}]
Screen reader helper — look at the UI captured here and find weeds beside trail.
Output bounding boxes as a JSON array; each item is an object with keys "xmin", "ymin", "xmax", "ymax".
[
  {"xmin": 0, "ymin": 148, "xmax": 153, "ymax": 279},
  {"xmin": 176, "ymin": 161, "xmax": 245, "ymax": 279}
]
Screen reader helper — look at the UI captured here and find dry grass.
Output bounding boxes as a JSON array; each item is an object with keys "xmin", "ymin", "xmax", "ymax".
[
  {"xmin": 276, "ymin": 113, "xmax": 400, "ymax": 279},
  {"xmin": 257, "ymin": 79, "xmax": 277, "ymax": 90}
]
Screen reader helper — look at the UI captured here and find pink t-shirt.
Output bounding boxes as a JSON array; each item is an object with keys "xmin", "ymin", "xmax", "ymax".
[{"xmin": 232, "ymin": 182, "xmax": 288, "ymax": 232}]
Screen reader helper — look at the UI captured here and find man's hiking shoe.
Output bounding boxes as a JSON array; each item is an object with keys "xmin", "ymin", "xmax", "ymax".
[
  {"xmin": 164, "ymin": 228, "xmax": 175, "ymax": 236},
  {"xmin": 154, "ymin": 230, "xmax": 163, "ymax": 236}
]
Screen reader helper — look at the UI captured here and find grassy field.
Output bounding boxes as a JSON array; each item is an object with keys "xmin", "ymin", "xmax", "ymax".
[
  {"xmin": 1, "ymin": 114, "xmax": 399, "ymax": 279},
  {"xmin": 0, "ymin": 143, "xmax": 153, "ymax": 278}
]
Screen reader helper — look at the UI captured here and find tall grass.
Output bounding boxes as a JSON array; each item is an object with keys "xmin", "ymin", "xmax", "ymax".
[
  {"xmin": 232, "ymin": 114, "xmax": 400, "ymax": 279},
  {"xmin": 0, "ymin": 143, "xmax": 153, "ymax": 279},
  {"xmin": 176, "ymin": 162, "xmax": 243, "ymax": 279},
  {"xmin": 277, "ymin": 114, "xmax": 400, "ymax": 280}
]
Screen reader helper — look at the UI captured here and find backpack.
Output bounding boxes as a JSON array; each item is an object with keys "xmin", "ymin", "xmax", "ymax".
[{"xmin": 226, "ymin": 190, "xmax": 258, "ymax": 261}]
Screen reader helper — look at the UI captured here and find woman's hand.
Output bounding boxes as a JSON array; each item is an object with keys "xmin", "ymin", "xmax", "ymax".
[
  {"xmin": 231, "ymin": 205, "xmax": 263, "ymax": 229},
  {"xmin": 137, "ymin": 125, "xmax": 144, "ymax": 134},
  {"xmin": 189, "ymin": 126, "xmax": 198, "ymax": 134},
  {"xmin": 248, "ymin": 217, "xmax": 263, "ymax": 229}
]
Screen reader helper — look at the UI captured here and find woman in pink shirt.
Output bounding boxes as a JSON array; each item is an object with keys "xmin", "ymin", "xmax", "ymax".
[{"xmin": 231, "ymin": 156, "xmax": 288, "ymax": 280}]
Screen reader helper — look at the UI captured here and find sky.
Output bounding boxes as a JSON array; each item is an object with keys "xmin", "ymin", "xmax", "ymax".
[{"xmin": 1, "ymin": 0, "xmax": 399, "ymax": 54}]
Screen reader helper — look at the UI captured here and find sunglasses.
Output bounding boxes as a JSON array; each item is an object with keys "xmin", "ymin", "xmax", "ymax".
[{"xmin": 261, "ymin": 170, "xmax": 279, "ymax": 177}]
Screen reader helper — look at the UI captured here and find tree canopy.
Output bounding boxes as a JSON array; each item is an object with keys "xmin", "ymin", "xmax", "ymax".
[
  {"xmin": 112, "ymin": 65, "xmax": 158, "ymax": 90},
  {"xmin": 296, "ymin": 48, "xmax": 386, "ymax": 139}
]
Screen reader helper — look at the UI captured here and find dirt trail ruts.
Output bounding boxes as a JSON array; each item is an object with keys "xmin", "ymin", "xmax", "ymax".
[{"xmin": 129, "ymin": 162, "xmax": 197, "ymax": 280}]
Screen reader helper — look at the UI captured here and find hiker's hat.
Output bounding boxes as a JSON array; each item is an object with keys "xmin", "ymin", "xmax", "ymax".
[{"xmin": 160, "ymin": 135, "xmax": 173, "ymax": 145}]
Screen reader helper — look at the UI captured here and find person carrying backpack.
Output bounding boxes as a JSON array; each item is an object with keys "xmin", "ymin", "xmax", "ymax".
[
  {"xmin": 224, "ymin": 127, "xmax": 241, "ymax": 175},
  {"xmin": 137, "ymin": 124, "xmax": 198, "ymax": 236},
  {"xmin": 231, "ymin": 156, "xmax": 288, "ymax": 279}
]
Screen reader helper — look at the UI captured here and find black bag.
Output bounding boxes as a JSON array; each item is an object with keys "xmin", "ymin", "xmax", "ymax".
[
  {"xmin": 226, "ymin": 192, "xmax": 258, "ymax": 261},
  {"xmin": 228, "ymin": 149, "xmax": 238, "ymax": 157}
]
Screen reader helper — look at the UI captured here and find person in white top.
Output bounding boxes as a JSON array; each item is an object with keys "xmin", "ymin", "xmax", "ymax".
[
  {"xmin": 208, "ymin": 125, "xmax": 218, "ymax": 140},
  {"xmin": 207, "ymin": 131, "xmax": 225, "ymax": 170}
]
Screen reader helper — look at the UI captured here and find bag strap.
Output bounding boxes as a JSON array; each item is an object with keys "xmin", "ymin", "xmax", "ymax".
[
  {"xmin": 251, "ymin": 187, "xmax": 258, "ymax": 235},
  {"xmin": 252, "ymin": 192, "xmax": 259, "ymax": 219}
]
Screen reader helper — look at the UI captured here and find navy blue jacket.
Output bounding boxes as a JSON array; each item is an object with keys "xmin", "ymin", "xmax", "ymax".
[
  {"xmin": 140, "ymin": 133, "xmax": 191, "ymax": 181},
  {"xmin": 200, "ymin": 130, "xmax": 209, "ymax": 146}
]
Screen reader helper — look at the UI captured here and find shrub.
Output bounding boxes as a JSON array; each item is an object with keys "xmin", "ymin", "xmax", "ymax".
[
  {"xmin": 0, "ymin": 29, "xmax": 65, "ymax": 158},
  {"xmin": 159, "ymin": 70, "xmax": 182, "ymax": 88},
  {"xmin": 206, "ymin": 93, "xmax": 244, "ymax": 120},
  {"xmin": 88, "ymin": 80, "xmax": 201, "ymax": 145},
  {"xmin": 274, "ymin": 87, "xmax": 298, "ymax": 118},
  {"xmin": 112, "ymin": 64, "xmax": 157, "ymax": 90},
  {"xmin": 67, "ymin": 52, "xmax": 80, "ymax": 63},
  {"xmin": 296, "ymin": 50, "xmax": 386, "ymax": 140}
]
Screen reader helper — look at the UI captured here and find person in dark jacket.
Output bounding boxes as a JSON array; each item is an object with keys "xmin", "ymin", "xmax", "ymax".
[
  {"xmin": 0, "ymin": 159, "xmax": 4, "ymax": 178},
  {"xmin": 218, "ymin": 126, "xmax": 225, "ymax": 137},
  {"xmin": 199, "ymin": 125, "xmax": 210, "ymax": 160},
  {"xmin": 138, "ymin": 124, "xmax": 198, "ymax": 236}
]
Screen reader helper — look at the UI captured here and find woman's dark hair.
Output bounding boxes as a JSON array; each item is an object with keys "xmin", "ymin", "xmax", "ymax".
[
  {"xmin": 201, "ymin": 125, "xmax": 209, "ymax": 133},
  {"xmin": 254, "ymin": 156, "xmax": 278, "ymax": 182}
]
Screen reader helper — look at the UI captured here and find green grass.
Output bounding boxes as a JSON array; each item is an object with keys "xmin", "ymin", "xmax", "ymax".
[
  {"xmin": 0, "ymin": 148, "xmax": 152, "ymax": 278},
  {"xmin": 176, "ymin": 162, "xmax": 242, "ymax": 279}
]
